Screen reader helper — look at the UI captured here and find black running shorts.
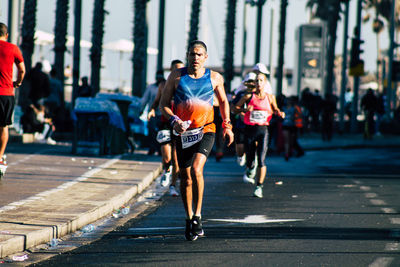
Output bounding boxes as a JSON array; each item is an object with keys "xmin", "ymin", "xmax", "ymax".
[
  {"xmin": 0, "ymin": 96, "xmax": 15, "ymax": 127},
  {"xmin": 156, "ymin": 121, "xmax": 172, "ymax": 145},
  {"xmin": 175, "ymin": 132, "xmax": 215, "ymax": 168}
]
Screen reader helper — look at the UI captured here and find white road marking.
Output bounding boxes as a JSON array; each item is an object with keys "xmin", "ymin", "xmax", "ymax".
[
  {"xmin": 338, "ymin": 184, "xmax": 358, "ymax": 188},
  {"xmin": 129, "ymin": 226, "xmax": 185, "ymax": 231},
  {"xmin": 381, "ymin": 208, "xmax": 397, "ymax": 214},
  {"xmin": 370, "ymin": 199, "xmax": 386, "ymax": 206},
  {"xmin": 389, "ymin": 218, "xmax": 400, "ymax": 224},
  {"xmin": 368, "ymin": 257, "xmax": 394, "ymax": 267},
  {"xmin": 208, "ymin": 215, "xmax": 303, "ymax": 224},
  {"xmin": 7, "ymin": 154, "xmax": 34, "ymax": 166},
  {"xmin": 127, "ymin": 215, "xmax": 304, "ymax": 232},
  {"xmin": 365, "ymin": 193, "xmax": 378, "ymax": 198},
  {"xmin": 385, "ymin": 242, "xmax": 400, "ymax": 251},
  {"xmin": 360, "ymin": 186, "xmax": 371, "ymax": 191},
  {"xmin": 0, "ymin": 156, "xmax": 121, "ymax": 214}
]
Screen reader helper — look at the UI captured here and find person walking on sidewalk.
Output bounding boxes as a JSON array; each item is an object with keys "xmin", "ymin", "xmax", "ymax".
[
  {"xmin": 160, "ymin": 40, "xmax": 234, "ymax": 241},
  {"xmin": 234, "ymin": 67, "xmax": 284, "ymax": 198},
  {"xmin": 148, "ymin": 59, "xmax": 185, "ymax": 196},
  {"xmin": 0, "ymin": 23, "xmax": 25, "ymax": 177}
]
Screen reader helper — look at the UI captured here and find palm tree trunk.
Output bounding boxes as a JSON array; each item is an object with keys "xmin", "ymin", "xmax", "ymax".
[
  {"xmin": 187, "ymin": 0, "xmax": 202, "ymax": 51},
  {"xmin": 132, "ymin": 0, "xmax": 148, "ymax": 97},
  {"xmin": 54, "ymin": 0, "xmax": 69, "ymax": 98},
  {"xmin": 223, "ymin": 0, "xmax": 238, "ymax": 92},
  {"xmin": 276, "ymin": 0, "xmax": 288, "ymax": 96},
  {"xmin": 90, "ymin": 0, "xmax": 107, "ymax": 96},
  {"xmin": 20, "ymin": 0, "xmax": 37, "ymax": 73},
  {"xmin": 324, "ymin": 1, "xmax": 341, "ymax": 95}
]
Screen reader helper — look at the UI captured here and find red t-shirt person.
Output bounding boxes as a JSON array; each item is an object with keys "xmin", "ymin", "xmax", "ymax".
[{"xmin": 0, "ymin": 40, "xmax": 24, "ymax": 96}]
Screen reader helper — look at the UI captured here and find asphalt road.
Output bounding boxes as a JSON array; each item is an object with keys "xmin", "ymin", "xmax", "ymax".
[{"xmin": 32, "ymin": 148, "xmax": 400, "ymax": 267}]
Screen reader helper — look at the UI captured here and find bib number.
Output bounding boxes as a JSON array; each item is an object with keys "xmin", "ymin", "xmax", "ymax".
[
  {"xmin": 181, "ymin": 128, "xmax": 204, "ymax": 149},
  {"xmin": 156, "ymin": 130, "xmax": 171, "ymax": 143},
  {"xmin": 250, "ymin": 110, "xmax": 268, "ymax": 124}
]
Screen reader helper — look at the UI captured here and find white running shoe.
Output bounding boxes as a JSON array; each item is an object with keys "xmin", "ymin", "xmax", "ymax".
[
  {"xmin": 237, "ymin": 155, "xmax": 246, "ymax": 166},
  {"xmin": 253, "ymin": 185, "xmax": 263, "ymax": 198},
  {"xmin": 46, "ymin": 137, "xmax": 57, "ymax": 145},
  {"xmin": 243, "ymin": 171, "xmax": 255, "ymax": 184},
  {"xmin": 160, "ymin": 169, "xmax": 172, "ymax": 187},
  {"xmin": 169, "ymin": 185, "xmax": 179, "ymax": 197},
  {"xmin": 0, "ymin": 155, "xmax": 7, "ymax": 179},
  {"xmin": 249, "ymin": 166, "xmax": 257, "ymax": 179}
]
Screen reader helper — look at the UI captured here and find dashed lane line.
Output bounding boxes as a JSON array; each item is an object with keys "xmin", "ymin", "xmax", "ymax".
[
  {"xmin": 381, "ymin": 208, "xmax": 397, "ymax": 214},
  {"xmin": 385, "ymin": 242, "xmax": 400, "ymax": 251},
  {"xmin": 365, "ymin": 193, "xmax": 378, "ymax": 198},
  {"xmin": 389, "ymin": 218, "xmax": 400, "ymax": 224},
  {"xmin": 368, "ymin": 257, "xmax": 394, "ymax": 267},
  {"xmin": 370, "ymin": 199, "xmax": 387, "ymax": 206}
]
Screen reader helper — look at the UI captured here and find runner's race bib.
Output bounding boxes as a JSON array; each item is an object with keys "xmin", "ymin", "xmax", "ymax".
[
  {"xmin": 181, "ymin": 128, "xmax": 204, "ymax": 149},
  {"xmin": 156, "ymin": 130, "xmax": 171, "ymax": 143},
  {"xmin": 250, "ymin": 110, "xmax": 268, "ymax": 124}
]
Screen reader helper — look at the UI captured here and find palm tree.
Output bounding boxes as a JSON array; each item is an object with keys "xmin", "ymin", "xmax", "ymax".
[
  {"xmin": 132, "ymin": 0, "xmax": 149, "ymax": 97},
  {"xmin": 20, "ymin": 0, "xmax": 37, "ymax": 74},
  {"xmin": 223, "ymin": 0, "xmax": 238, "ymax": 92},
  {"xmin": 363, "ymin": 0, "xmax": 400, "ymax": 90},
  {"xmin": 54, "ymin": 0, "xmax": 69, "ymax": 94},
  {"xmin": 306, "ymin": 0, "xmax": 343, "ymax": 95},
  {"xmin": 276, "ymin": 0, "xmax": 288, "ymax": 96},
  {"xmin": 90, "ymin": 0, "xmax": 107, "ymax": 96},
  {"xmin": 187, "ymin": 0, "xmax": 202, "ymax": 51}
]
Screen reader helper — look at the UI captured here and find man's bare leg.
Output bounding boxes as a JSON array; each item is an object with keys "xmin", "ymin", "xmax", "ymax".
[
  {"xmin": 0, "ymin": 126, "xmax": 9, "ymax": 158},
  {"xmin": 180, "ymin": 166, "xmax": 193, "ymax": 219},
  {"xmin": 191, "ymin": 153, "xmax": 207, "ymax": 216}
]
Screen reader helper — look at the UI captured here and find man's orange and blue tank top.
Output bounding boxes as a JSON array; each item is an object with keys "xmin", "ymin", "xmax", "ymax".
[{"xmin": 174, "ymin": 67, "xmax": 215, "ymax": 133}]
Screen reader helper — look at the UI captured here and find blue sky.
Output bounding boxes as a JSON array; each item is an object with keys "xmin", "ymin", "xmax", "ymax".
[{"xmin": 0, "ymin": 0, "xmax": 390, "ymax": 93}]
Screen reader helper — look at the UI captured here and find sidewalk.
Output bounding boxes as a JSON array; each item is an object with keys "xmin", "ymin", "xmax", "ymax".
[
  {"xmin": 299, "ymin": 133, "xmax": 400, "ymax": 151},
  {"xmin": 1, "ymin": 132, "xmax": 399, "ymax": 260},
  {"xmin": 0, "ymin": 151, "xmax": 162, "ymax": 259}
]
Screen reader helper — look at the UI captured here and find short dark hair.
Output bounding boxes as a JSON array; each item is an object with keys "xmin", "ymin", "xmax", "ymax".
[
  {"xmin": 0, "ymin": 23, "xmax": 8, "ymax": 37},
  {"xmin": 187, "ymin": 40, "xmax": 207, "ymax": 53},
  {"xmin": 171, "ymin": 59, "xmax": 183, "ymax": 67}
]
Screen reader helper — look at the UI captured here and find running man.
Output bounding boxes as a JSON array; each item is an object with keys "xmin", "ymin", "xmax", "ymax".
[
  {"xmin": 234, "ymin": 68, "xmax": 284, "ymax": 198},
  {"xmin": 160, "ymin": 40, "xmax": 234, "ymax": 241},
  {"xmin": 148, "ymin": 59, "xmax": 185, "ymax": 196},
  {"xmin": 0, "ymin": 23, "xmax": 25, "ymax": 178}
]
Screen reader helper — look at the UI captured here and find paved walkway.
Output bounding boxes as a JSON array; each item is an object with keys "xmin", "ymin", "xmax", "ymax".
[
  {"xmin": 0, "ymin": 133, "xmax": 399, "ymax": 260},
  {"xmin": 300, "ymin": 133, "xmax": 400, "ymax": 150}
]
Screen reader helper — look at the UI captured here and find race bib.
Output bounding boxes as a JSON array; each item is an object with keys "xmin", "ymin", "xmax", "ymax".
[
  {"xmin": 250, "ymin": 110, "xmax": 268, "ymax": 124},
  {"xmin": 181, "ymin": 128, "xmax": 204, "ymax": 149},
  {"xmin": 156, "ymin": 130, "xmax": 171, "ymax": 143}
]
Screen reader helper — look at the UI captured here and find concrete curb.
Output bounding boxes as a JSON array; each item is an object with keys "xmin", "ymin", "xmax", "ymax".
[{"xmin": 0, "ymin": 159, "xmax": 162, "ymax": 258}]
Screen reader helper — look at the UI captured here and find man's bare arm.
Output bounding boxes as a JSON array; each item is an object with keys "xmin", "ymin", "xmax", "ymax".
[
  {"xmin": 13, "ymin": 61, "xmax": 25, "ymax": 88},
  {"xmin": 147, "ymin": 81, "xmax": 165, "ymax": 119},
  {"xmin": 212, "ymin": 71, "xmax": 234, "ymax": 146},
  {"xmin": 159, "ymin": 69, "xmax": 187, "ymax": 134}
]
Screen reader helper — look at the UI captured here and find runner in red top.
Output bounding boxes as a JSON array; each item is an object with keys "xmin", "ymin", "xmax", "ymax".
[
  {"xmin": 234, "ymin": 69, "xmax": 284, "ymax": 198},
  {"xmin": 0, "ymin": 23, "xmax": 25, "ymax": 178}
]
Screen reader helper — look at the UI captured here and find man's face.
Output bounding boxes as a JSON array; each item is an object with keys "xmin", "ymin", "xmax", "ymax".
[{"xmin": 187, "ymin": 46, "xmax": 208, "ymax": 71}]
